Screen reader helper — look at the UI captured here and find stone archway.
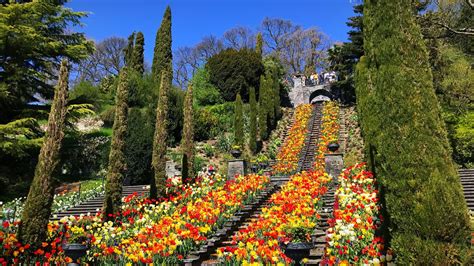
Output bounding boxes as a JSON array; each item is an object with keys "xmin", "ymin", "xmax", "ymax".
[{"xmin": 309, "ymin": 89, "xmax": 333, "ymax": 103}]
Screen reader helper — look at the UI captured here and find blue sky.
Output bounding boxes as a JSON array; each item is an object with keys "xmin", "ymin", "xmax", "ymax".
[{"xmin": 66, "ymin": 0, "xmax": 358, "ymax": 63}]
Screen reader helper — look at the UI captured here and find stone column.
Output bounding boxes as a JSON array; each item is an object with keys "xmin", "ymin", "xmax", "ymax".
[
  {"xmin": 227, "ymin": 159, "xmax": 246, "ymax": 180},
  {"xmin": 325, "ymin": 153, "xmax": 344, "ymax": 181}
]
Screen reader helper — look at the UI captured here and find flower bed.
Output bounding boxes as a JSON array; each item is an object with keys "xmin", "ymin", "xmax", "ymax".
[
  {"xmin": 313, "ymin": 101, "xmax": 339, "ymax": 170},
  {"xmin": 273, "ymin": 104, "xmax": 313, "ymax": 174},
  {"xmin": 1, "ymin": 181, "xmax": 104, "ymax": 222},
  {"xmin": 0, "ymin": 173, "xmax": 269, "ymax": 264},
  {"xmin": 324, "ymin": 163, "xmax": 386, "ymax": 265},
  {"xmin": 217, "ymin": 170, "xmax": 331, "ymax": 265}
]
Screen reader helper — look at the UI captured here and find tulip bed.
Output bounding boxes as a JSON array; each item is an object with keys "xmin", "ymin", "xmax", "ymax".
[
  {"xmin": 273, "ymin": 104, "xmax": 313, "ymax": 174},
  {"xmin": 1, "ymin": 182, "xmax": 104, "ymax": 222},
  {"xmin": 313, "ymin": 101, "xmax": 340, "ymax": 170},
  {"xmin": 324, "ymin": 163, "xmax": 386, "ymax": 265},
  {"xmin": 217, "ymin": 170, "xmax": 331, "ymax": 265},
  {"xmin": 0, "ymin": 173, "xmax": 269, "ymax": 265}
]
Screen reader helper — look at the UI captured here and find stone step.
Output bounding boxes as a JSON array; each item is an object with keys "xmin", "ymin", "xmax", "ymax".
[
  {"xmin": 309, "ymin": 247, "xmax": 325, "ymax": 257},
  {"xmin": 303, "ymin": 259, "xmax": 322, "ymax": 266},
  {"xmin": 458, "ymin": 169, "xmax": 474, "ymax": 173},
  {"xmin": 313, "ymin": 236, "xmax": 326, "ymax": 244}
]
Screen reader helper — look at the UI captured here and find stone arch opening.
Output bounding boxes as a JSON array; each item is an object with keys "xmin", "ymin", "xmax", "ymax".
[{"xmin": 309, "ymin": 89, "xmax": 333, "ymax": 103}]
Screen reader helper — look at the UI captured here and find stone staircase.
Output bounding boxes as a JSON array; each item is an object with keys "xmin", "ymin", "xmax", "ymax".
[
  {"xmin": 298, "ymin": 103, "xmax": 323, "ymax": 172},
  {"xmin": 460, "ymin": 169, "xmax": 474, "ymax": 212},
  {"xmin": 50, "ymin": 185, "xmax": 148, "ymax": 220},
  {"xmin": 189, "ymin": 183, "xmax": 280, "ymax": 266},
  {"xmin": 304, "ymin": 185, "xmax": 336, "ymax": 265},
  {"xmin": 271, "ymin": 175, "xmax": 290, "ymax": 186}
]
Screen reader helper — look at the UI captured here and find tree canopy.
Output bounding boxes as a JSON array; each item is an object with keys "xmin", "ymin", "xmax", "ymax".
[
  {"xmin": 206, "ymin": 48, "xmax": 264, "ymax": 102},
  {"xmin": 0, "ymin": 0, "xmax": 94, "ymax": 121}
]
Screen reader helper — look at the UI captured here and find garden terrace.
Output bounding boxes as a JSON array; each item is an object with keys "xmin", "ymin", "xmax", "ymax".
[
  {"xmin": 2, "ymin": 2, "xmax": 472, "ymax": 264},
  {"xmin": 50, "ymin": 185, "xmax": 148, "ymax": 221}
]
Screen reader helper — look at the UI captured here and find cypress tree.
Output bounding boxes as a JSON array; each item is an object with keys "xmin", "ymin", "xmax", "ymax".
[
  {"xmin": 259, "ymin": 75, "xmax": 268, "ymax": 140},
  {"xmin": 181, "ymin": 84, "xmax": 194, "ymax": 183},
  {"xmin": 181, "ymin": 154, "xmax": 189, "ymax": 184},
  {"xmin": 149, "ymin": 6, "xmax": 172, "ymax": 198},
  {"xmin": 103, "ymin": 68, "xmax": 130, "ymax": 219},
  {"xmin": 152, "ymin": 6, "xmax": 172, "ymax": 87},
  {"xmin": 152, "ymin": 71, "xmax": 170, "ymax": 199},
  {"xmin": 249, "ymin": 87, "xmax": 257, "ymax": 154},
  {"xmin": 18, "ymin": 59, "xmax": 70, "ymax": 246},
  {"xmin": 133, "ymin": 31, "xmax": 145, "ymax": 75},
  {"xmin": 271, "ymin": 67, "xmax": 281, "ymax": 121},
  {"xmin": 234, "ymin": 93, "xmax": 244, "ymax": 147},
  {"xmin": 124, "ymin": 32, "xmax": 135, "ymax": 67},
  {"xmin": 356, "ymin": 0, "xmax": 471, "ymax": 263},
  {"xmin": 256, "ymin": 32, "xmax": 263, "ymax": 58},
  {"xmin": 265, "ymin": 72, "xmax": 275, "ymax": 130},
  {"xmin": 328, "ymin": 4, "xmax": 363, "ymax": 104}
]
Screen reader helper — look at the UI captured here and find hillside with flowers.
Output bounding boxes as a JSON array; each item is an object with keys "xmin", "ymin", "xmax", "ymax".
[{"xmin": 1, "ymin": 1, "xmax": 473, "ymax": 265}]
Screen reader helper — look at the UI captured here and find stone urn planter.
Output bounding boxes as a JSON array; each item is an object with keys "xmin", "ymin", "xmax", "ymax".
[
  {"xmin": 281, "ymin": 242, "xmax": 313, "ymax": 266},
  {"xmin": 327, "ymin": 142, "xmax": 340, "ymax": 152},
  {"xmin": 230, "ymin": 149, "xmax": 242, "ymax": 159},
  {"xmin": 63, "ymin": 243, "xmax": 88, "ymax": 266}
]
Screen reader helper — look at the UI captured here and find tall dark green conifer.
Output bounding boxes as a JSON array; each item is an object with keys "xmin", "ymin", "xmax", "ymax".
[
  {"xmin": 265, "ymin": 72, "xmax": 275, "ymax": 130},
  {"xmin": 256, "ymin": 32, "xmax": 263, "ymax": 58},
  {"xmin": 152, "ymin": 6, "xmax": 172, "ymax": 87},
  {"xmin": 328, "ymin": 4, "xmax": 363, "ymax": 104},
  {"xmin": 152, "ymin": 71, "xmax": 170, "ymax": 199},
  {"xmin": 249, "ymin": 87, "xmax": 257, "ymax": 154},
  {"xmin": 181, "ymin": 84, "xmax": 194, "ymax": 183},
  {"xmin": 103, "ymin": 68, "xmax": 130, "ymax": 219},
  {"xmin": 258, "ymin": 75, "xmax": 268, "ymax": 140},
  {"xmin": 234, "ymin": 93, "xmax": 244, "ymax": 147},
  {"xmin": 270, "ymin": 66, "xmax": 281, "ymax": 120},
  {"xmin": 356, "ymin": 0, "xmax": 470, "ymax": 263},
  {"xmin": 124, "ymin": 32, "xmax": 135, "ymax": 67},
  {"xmin": 133, "ymin": 32, "xmax": 145, "ymax": 75},
  {"xmin": 18, "ymin": 60, "xmax": 70, "ymax": 246},
  {"xmin": 149, "ymin": 6, "xmax": 173, "ymax": 198}
]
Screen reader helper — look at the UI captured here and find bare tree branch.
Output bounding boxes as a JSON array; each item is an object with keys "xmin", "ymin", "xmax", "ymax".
[
  {"xmin": 73, "ymin": 37, "xmax": 127, "ymax": 84},
  {"xmin": 222, "ymin": 26, "xmax": 255, "ymax": 50},
  {"xmin": 466, "ymin": 0, "xmax": 474, "ymax": 9},
  {"xmin": 436, "ymin": 22, "xmax": 474, "ymax": 35}
]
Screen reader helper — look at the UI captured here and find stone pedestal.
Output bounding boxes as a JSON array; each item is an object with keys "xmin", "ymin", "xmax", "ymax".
[
  {"xmin": 227, "ymin": 159, "xmax": 246, "ymax": 180},
  {"xmin": 325, "ymin": 153, "xmax": 344, "ymax": 180}
]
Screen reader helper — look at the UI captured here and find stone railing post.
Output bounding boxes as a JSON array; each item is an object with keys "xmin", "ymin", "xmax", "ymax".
[{"xmin": 325, "ymin": 143, "xmax": 344, "ymax": 181}]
